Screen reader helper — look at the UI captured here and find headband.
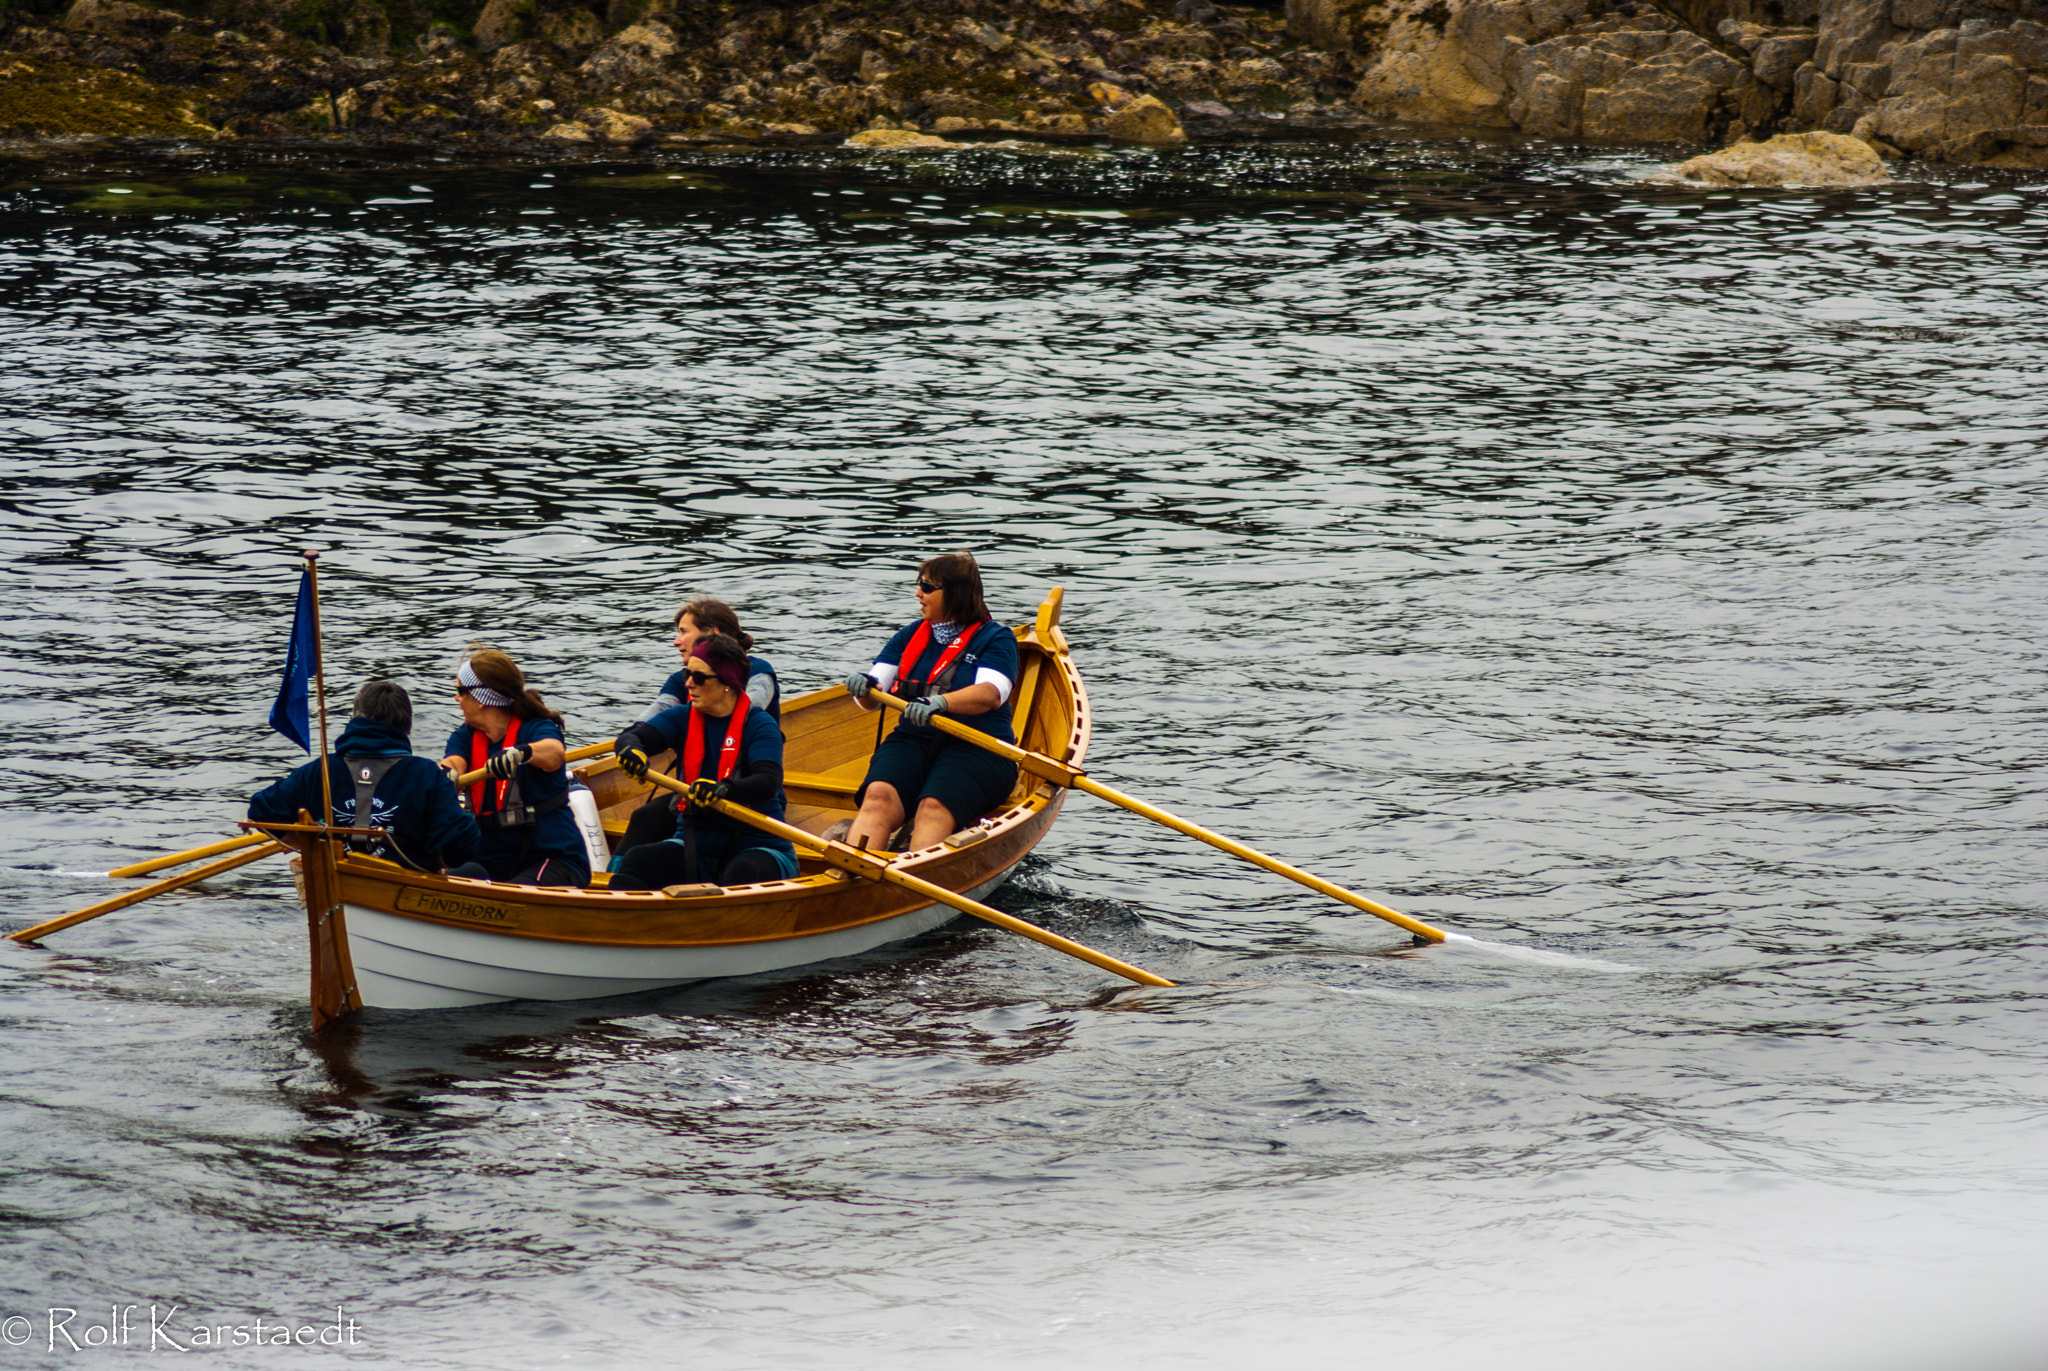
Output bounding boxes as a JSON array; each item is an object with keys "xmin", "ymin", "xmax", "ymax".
[
  {"xmin": 692, "ymin": 652, "xmax": 748, "ymax": 695},
  {"xmin": 457, "ymin": 659, "xmax": 516, "ymax": 708}
]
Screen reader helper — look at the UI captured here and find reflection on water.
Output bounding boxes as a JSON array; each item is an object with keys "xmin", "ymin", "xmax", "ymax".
[{"xmin": 1, "ymin": 138, "xmax": 2044, "ymax": 1369}]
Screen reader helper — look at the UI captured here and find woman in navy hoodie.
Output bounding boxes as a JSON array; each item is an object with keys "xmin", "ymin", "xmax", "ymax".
[
  {"xmin": 439, "ymin": 649, "xmax": 590, "ymax": 888},
  {"xmin": 248, "ymin": 680, "xmax": 480, "ymax": 872}
]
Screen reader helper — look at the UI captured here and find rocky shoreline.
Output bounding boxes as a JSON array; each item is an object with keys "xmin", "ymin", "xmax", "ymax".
[{"xmin": 1, "ymin": 0, "xmax": 2044, "ymax": 169}]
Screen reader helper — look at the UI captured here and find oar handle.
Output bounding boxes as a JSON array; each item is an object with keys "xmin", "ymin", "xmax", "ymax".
[
  {"xmin": 12, "ymin": 842, "xmax": 286, "ymax": 944},
  {"xmin": 452, "ymin": 740, "xmax": 614, "ymax": 788},
  {"xmin": 637, "ymin": 770, "xmax": 1173, "ymax": 987},
  {"xmin": 108, "ymin": 832, "xmax": 270, "ymax": 879},
  {"xmin": 864, "ymin": 688, "xmax": 1450, "ymax": 943}
]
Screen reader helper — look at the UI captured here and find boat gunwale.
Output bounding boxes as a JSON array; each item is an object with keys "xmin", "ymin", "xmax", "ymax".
[{"xmin": 325, "ymin": 792, "xmax": 1065, "ymax": 949}]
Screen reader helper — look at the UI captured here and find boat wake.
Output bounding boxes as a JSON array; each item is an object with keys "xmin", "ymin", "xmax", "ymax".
[{"xmin": 1438, "ymin": 932, "xmax": 1640, "ymax": 974}]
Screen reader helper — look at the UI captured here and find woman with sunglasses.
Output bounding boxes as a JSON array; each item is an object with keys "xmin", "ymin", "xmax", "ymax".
[
  {"xmin": 613, "ymin": 597, "xmax": 782, "ymax": 861},
  {"xmin": 438, "ymin": 648, "xmax": 590, "ymax": 888},
  {"xmin": 841, "ymin": 552, "xmax": 1021, "ymax": 853},
  {"xmin": 609, "ymin": 632, "xmax": 798, "ymax": 890}
]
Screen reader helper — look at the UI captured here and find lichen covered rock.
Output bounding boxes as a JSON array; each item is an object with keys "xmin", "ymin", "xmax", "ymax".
[
  {"xmin": 1672, "ymin": 129, "xmax": 1891, "ymax": 184},
  {"xmin": 845, "ymin": 127, "xmax": 960, "ymax": 148},
  {"xmin": 1105, "ymin": 93, "xmax": 1187, "ymax": 143}
]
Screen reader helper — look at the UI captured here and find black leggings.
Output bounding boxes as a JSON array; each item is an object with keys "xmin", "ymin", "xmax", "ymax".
[
  {"xmin": 609, "ymin": 841, "xmax": 788, "ymax": 891},
  {"xmin": 615, "ymin": 793, "xmax": 678, "ymax": 857},
  {"xmin": 445, "ymin": 856, "xmax": 585, "ymax": 887}
]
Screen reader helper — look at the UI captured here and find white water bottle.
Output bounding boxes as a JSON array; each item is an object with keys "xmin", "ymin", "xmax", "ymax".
[{"xmin": 567, "ymin": 784, "xmax": 610, "ymax": 873}]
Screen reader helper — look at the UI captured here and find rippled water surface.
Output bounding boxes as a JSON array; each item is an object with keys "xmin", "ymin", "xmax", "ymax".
[{"xmin": 2, "ymin": 139, "xmax": 2044, "ymax": 1370}]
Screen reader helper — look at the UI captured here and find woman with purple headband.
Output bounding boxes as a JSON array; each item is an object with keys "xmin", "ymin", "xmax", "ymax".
[{"xmin": 608, "ymin": 632, "xmax": 797, "ymax": 890}]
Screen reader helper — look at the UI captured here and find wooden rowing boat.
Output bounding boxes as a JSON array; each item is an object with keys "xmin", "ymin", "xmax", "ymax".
[{"xmin": 252, "ymin": 591, "xmax": 1087, "ymax": 1027}]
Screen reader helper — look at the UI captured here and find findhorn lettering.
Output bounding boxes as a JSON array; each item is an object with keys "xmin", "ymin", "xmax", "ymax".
[{"xmin": 393, "ymin": 887, "xmax": 520, "ymax": 926}]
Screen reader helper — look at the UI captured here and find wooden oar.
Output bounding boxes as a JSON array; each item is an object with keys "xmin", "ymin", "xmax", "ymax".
[
  {"xmin": 108, "ymin": 833, "xmax": 270, "ymax": 878},
  {"xmin": 636, "ymin": 770, "xmax": 1173, "ymax": 988},
  {"xmin": 11, "ymin": 841, "xmax": 286, "ymax": 944},
  {"xmin": 868, "ymin": 690, "xmax": 1459, "ymax": 945},
  {"xmin": 453, "ymin": 740, "xmax": 613, "ymax": 787}
]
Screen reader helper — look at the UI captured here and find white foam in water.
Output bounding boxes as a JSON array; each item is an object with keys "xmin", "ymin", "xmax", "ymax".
[{"xmin": 1437, "ymin": 930, "xmax": 1640, "ymax": 973}]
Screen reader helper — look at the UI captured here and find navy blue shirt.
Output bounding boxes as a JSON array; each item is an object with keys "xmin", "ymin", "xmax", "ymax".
[
  {"xmin": 249, "ymin": 717, "xmax": 480, "ymax": 871},
  {"xmin": 444, "ymin": 716, "xmax": 588, "ymax": 881},
  {"xmin": 646, "ymin": 654, "xmax": 779, "ymax": 722},
  {"xmin": 875, "ymin": 620, "xmax": 1019, "ymax": 744},
  {"xmin": 632, "ymin": 703, "xmax": 796, "ymax": 866}
]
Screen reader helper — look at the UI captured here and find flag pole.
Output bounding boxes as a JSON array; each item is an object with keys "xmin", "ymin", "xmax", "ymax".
[{"xmin": 303, "ymin": 550, "xmax": 334, "ymax": 830}]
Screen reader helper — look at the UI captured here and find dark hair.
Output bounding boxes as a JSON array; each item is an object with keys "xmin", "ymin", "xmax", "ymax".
[
  {"xmin": 351, "ymin": 680, "xmax": 412, "ymax": 734},
  {"xmin": 674, "ymin": 598, "xmax": 755, "ymax": 653},
  {"xmin": 687, "ymin": 632, "xmax": 750, "ymax": 694},
  {"xmin": 462, "ymin": 648, "xmax": 565, "ymax": 726},
  {"xmin": 919, "ymin": 552, "xmax": 989, "ymax": 626}
]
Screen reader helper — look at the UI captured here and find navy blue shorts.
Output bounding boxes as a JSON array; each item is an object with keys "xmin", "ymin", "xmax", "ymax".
[{"xmin": 859, "ymin": 730, "xmax": 1021, "ymax": 829}]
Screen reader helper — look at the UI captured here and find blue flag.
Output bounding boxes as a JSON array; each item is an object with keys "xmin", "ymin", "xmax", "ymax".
[{"xmin": 268, "ymin": 569, "xmax": 317, "ymax": 752}]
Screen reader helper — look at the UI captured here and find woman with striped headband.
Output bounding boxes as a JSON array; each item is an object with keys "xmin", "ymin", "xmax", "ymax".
[{"xmin": 437, "ymin": 648, "xmax": 590, "ymax": 888}]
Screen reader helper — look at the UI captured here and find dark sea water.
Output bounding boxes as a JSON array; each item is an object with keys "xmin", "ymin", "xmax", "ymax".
[{"xmin": 1, "ymin": 136, "xmax": 2044, "ymax": 1370}]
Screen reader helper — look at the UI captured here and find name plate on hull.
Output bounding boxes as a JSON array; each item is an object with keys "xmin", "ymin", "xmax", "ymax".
[{"xmin": 394, "ymin": 886, "xmax": 523, "ymax": 927}]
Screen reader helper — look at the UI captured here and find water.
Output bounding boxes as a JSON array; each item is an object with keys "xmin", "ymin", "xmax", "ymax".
[{"xmin": 1, "ymin": 138, "xmax": 2044, "ymax": 1369}]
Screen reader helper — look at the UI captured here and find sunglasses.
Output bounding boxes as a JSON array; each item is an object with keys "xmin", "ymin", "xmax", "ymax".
[
  {"xmin": 916, "ymin": 577, "xmax": 942, "ymax": 593},
  {"xmin": 681, "ymin": 669, "xmax": 720, "ymax": 687}
]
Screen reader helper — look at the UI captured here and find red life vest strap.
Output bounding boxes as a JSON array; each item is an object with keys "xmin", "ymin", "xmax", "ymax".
[
  {"xmin": 681, "ymin": 694, "xmax": 750, "ymax": 803},
  {"xmin": 898, "ymin": 619, "xmax": 987, "ymax": 700},
  {"xmin": 468, "ymin": 716, "xmax": 521, "ymax": 815}
]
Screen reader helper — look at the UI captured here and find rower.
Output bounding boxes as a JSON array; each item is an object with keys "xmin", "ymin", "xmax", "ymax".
[
  {"xmin": 438, "ymin": 649, "xmax": 590, "ymax": 888},
  {"xmin": 609, "ymin": 632, "xmax": 799, "ymax": 889},
  {"xmin": 248, "ymin": 680, "xmax": 480, "ymax": 872},
  {"xmin": 615, "ymin": 597, "xmax": 781, "ymax": 863},
  {"xmin": 841, "ymin": 551, "xmax": 1021, "ymax": 853}
]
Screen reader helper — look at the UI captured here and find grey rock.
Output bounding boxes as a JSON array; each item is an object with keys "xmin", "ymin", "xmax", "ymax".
[
  {"xmin": 1890, "ymin": 0, "xmax": 1957, "ymax": 28},
  {"xmin": 473, "ymin": 0, "xmax": 530, "ymax": 54},
  {"xmin": 1752, "ymin": 33, "xmax": 1819, "ymax": 88},
  {"xmin": 1815, "ymin": 0, "xmax": 1893, "ymax": 74},
  {"xmin": 1791, "ymin": 60, "xmax": 1839, "ymax": 123}
]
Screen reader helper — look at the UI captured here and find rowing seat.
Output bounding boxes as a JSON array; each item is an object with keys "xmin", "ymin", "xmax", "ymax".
[{"xmin": 782, "ymin": 757, "xmax": 869, "ymax": 797}]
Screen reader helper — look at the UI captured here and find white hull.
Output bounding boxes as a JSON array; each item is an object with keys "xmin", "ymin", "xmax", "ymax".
[{"xmin": 342, "ymin": 873, "xmax": 1009, "ymax": 1010}]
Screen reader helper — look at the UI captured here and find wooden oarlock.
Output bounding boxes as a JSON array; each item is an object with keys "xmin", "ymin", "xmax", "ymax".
[
  {"xmin": 635, "ymin": 770, "xmax": 1174, "ymax": 988},
  {"xmin": 866, "ymin": 690, "xmax": 1454, "ymax": 945}
]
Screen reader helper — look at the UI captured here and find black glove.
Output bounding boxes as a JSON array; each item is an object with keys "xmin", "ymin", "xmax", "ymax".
[
  {"xmin": 903, "ymin": 695, "xmax": 949, "ymax": 728},
  {"xmin": 844, "ymin": 671, "xmax": 875, "ymax": 700},
  {"xmin": 686, "ymin": 778, "xmax": 728, "ymax": 808},
  {"xmin": 616, "ymin": 746, "xmax": 651, "ymax": 781},
  {"xmin": 484, "ymin": 743, "xmax": 531, "ymax": 779}
]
